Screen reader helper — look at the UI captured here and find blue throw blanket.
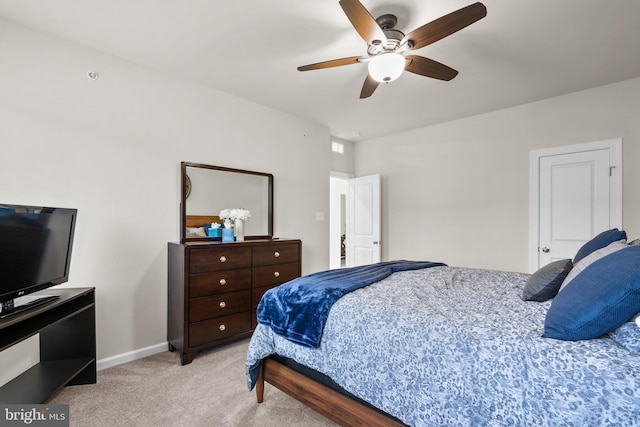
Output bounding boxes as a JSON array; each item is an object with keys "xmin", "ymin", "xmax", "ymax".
[{"xmin": 256, "ymin": 260, "xmax": 445, "ymax": 348}]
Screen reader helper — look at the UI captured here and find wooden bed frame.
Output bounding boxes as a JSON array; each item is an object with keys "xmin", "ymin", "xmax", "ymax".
[
  {"xmin": 185, "ymin": 214, "xmax": 221, "ymax": 228},
  {"xmin": 256, "ymin": 358, "xmax": 406, "ymax": 427}
]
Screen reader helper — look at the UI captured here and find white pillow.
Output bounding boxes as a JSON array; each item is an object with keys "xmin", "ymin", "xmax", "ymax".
[
  {"xmin": 558, "ymin": 240, "xmax": 628, "ymax": 293},
  {"xmin": 186, "ymin": 226, "xmax": 206, "ymax": 237}
]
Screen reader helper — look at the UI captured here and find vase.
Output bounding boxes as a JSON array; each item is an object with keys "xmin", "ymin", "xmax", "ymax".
[{"xmin": 235, "ymin": 219, "xmax": 245, "ymax": 241}]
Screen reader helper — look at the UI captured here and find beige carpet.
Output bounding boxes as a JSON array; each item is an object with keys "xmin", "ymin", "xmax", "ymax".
[{"xmin": 48, "ymin": 339, "xmax": 338, "ymax": 427}]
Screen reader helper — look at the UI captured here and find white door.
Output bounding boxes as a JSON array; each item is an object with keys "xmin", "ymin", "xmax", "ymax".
[
  {"xmin": 346, "ymin": 174, "xmax": 381, "ymax": 267},
  {"xmin": 531, "ymin": 139, "xmax": 622, "ymax": 271}
]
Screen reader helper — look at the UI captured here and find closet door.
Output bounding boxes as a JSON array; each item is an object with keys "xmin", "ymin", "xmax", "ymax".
[{"xmin": 532, "ymin": 139, "xmax": 621, "ymax": 270}]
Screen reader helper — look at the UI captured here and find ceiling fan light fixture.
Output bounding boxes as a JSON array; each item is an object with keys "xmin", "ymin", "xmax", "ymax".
[{"xmin": 368, "ymin": 53, "xmax": 405, "ymax": 83}]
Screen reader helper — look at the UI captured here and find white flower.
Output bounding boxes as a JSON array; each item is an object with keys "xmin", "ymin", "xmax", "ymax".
[
  {"xmin": 219, "ymin": 208, "xmax": 251, "ymax": 221},
  {"xmin": 231, "ymin": 208, "xmax": 251, "ymax": 221}
]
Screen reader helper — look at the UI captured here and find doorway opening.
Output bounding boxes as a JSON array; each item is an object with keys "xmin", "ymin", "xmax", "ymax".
[{"xmin": 330, "ymin": 172, "xmax": 351, "ymax": 269}]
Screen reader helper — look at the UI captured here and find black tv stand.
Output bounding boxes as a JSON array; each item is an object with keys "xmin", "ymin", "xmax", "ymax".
[
  {"xmin": 0, "ymin": 288, "xmax": 96, "ymax": 403},
  {"xmin": 0, "ymin": 295, "xmax": 60, "ymax": 319}
]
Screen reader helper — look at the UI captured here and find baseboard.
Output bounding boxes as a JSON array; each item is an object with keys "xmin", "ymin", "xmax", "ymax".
[{"xmin": 97, "ymin": 342, "xmax": 168, "ymax": 371}]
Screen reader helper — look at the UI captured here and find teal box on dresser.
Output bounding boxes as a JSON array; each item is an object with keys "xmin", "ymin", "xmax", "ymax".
[
  {"xmin": 221, "ymin": 228, "xmax": 234, "ymax": 242},
  {"xmin": 206, "ymin": 228, "xmax": 222, "ymax": 238}
]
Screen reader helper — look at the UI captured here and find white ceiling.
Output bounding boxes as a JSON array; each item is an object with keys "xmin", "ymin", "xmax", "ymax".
[{"xmin": 1, "ymin": 0, "xmax": 640, "ymax": 141}]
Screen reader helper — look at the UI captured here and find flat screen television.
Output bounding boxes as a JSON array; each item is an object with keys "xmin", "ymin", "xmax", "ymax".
[{"xmin": 0, "ymin": 204, "xmax": 77, "ymax": 316}]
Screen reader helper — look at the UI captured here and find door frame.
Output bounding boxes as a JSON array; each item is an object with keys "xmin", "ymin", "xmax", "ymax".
[
  {"xmin": 529, "ymin": 138, "xmax": 622, "ymax": 272},
  {"xmin": 329, "ymin": 171, "xmax": 353, "ymax": 269}
]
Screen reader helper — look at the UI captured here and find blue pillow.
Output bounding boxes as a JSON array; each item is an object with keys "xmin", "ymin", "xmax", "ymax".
[
  {"xmin": 573, "ymin": 228, "xmax": 626, "ymax": 264},
  {"xmin": 544, "ymin": 245, "xmax": 640, "ymax": 341}
]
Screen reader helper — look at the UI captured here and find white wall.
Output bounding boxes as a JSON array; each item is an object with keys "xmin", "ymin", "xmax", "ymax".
[
  {"xmin": 355, "ymin": 77, "xmax": 640, "ymax": 273},
  {"xmin": 0, "ymin": 19, "xmax": 331, "ymax": 369}
]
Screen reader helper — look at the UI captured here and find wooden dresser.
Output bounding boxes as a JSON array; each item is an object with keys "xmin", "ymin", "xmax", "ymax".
[{"xmin": 167, "ymin": 239, "xmax": 301, "ymax": 365}]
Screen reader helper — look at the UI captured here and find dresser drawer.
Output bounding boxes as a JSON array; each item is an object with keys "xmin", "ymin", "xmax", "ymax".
[
  {"xmin": 189, "ymin": 312, "xmax": 251, "ymax": 347},
  {"xmin": 189, "ymin": 246, "xmax": 251, "ymax": 273},
  {"xmin": 252, "ymin": 243, "xmax": 299, "ymax": 266},
  {"xmin": 253, "ymin": 261, "xmax": 300, "ymax": 288},
  {"xmin": 189, "ymin": 290, "xmax": 251, "ymax": 322},
  {"xmin": 189, "ymin": 268, "xmax": 251, "ymax": 297}
]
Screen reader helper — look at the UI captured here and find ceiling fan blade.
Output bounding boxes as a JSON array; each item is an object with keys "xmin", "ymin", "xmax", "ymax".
[
  {"xmin": 405, "ymin": 55, "xmax": 459, "ymax": 81},
  {"xmin": 297, "ymin": 56, "xmax": 363, "ymax": 71},
  {"xmin": 402, "ymin": 2, "xmax": 487, "ymax": 50},
  {"xmin": 360, "ymin": 74, "xmax": 379, "ymax": 99},
  {"xmin": 339, "ymin": 0, "xmax": 387, "ymax": 45}
]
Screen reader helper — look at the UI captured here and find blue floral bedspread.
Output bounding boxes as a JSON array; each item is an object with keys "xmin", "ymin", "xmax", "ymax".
[
  {"xmin": 246, "ymin": 266, "xmax": 640, "ymax": 426},
  {"xmin": 257, "ymin": 260, "xmax": 445, "ymax": 348}
]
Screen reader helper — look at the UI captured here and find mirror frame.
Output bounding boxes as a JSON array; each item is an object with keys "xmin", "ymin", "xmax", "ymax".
[{"xmin": 180, "ymin": 162, "xmax": 274, "ymax": 243}]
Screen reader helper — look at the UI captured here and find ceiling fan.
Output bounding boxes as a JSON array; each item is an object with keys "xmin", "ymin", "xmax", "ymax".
[{"xmin": 297, "ymin": 0, "xmax": 487, "ymax": 98}]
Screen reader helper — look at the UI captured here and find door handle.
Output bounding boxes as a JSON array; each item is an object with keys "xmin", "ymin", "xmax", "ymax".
[
  {"xmin": 541, "ymin": 247, "xmax": 550, "ymax": 253},
  {"xmin": 373, "ymin": 241, "xmax": 381, "ymax": 245}
]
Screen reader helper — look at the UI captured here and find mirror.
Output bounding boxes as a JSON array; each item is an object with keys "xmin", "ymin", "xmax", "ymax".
[{"xmin": 180, "ymin": 162, "xmax": 273, "ymax": 242}]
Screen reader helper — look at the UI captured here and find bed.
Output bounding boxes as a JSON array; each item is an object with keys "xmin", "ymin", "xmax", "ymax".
[
  {"xmin": 184, "ymin": 214, "xmax": 221, "ymax": 238},
  {"xmin": 246, "ymin": 230, "xmax": 640, "ymax": 426}
]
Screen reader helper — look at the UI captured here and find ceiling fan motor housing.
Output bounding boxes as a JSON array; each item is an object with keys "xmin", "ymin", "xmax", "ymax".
[
  {"xmin": 367, "ymin": 30, "xmax": 405, "ymax": 56},
  {"xmin": 368, "ymin": 14, "xmax": 405, "ymax": 56}
]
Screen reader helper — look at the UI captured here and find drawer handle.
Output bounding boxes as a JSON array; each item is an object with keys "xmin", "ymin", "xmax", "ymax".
[
  {"xmin": 274, "ymin": 271, "xmax": 280, "ymax": 278},
  {"xmin": 219, "ymin": 256, "xmax": 226, "ymax": 263},
  {"xmin": 274, "ymin": 251, "xmax": 280, "ymax": 258},
  {"xmin": 219, "ymin": 301, "xmax": 226, "ymax": 309},
  {"xmin": 219, "ymin": 324, "xmax": 226, "ymax": 331},
  {"xmin": 219, "ymin": 278, "xmax": 227, "ymax": 286}
]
